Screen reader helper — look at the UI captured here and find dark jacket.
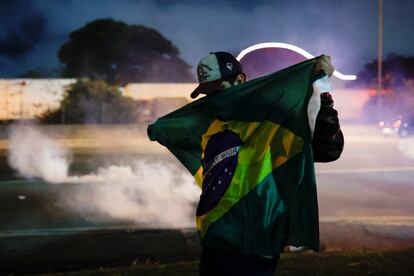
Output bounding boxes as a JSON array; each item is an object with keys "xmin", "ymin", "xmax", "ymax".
[{"xmin": 312, "ymin": 92, "xmax": 344, "ymax": 162}]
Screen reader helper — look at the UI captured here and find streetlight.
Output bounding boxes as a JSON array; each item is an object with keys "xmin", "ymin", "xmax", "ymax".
[
  {"xmin": 19, "ymin": 81, "xmax": 26, "ymax": 119},
  {"xmin": 377, "ymin": 0, "xmax": 383, "ymax": 121},
  {"xmin": 378, "ymin": 0, "xmax": 383, "ymax": 93}
]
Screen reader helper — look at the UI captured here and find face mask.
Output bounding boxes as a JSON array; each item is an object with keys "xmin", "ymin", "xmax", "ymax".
[
  {"xmin": 219, "ymin": 75, "xmax": 245, "ymax": 90},
  {"xmin": 219, "ymin": 80, "xmax": 232, "ymax": 90}
]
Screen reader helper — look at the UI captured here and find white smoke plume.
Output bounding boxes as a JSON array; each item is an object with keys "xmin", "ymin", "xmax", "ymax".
[
  {"xmin": 8, "ymin": 124, "xmax": 71, "ymax": 182},
  {"xmin": 7, "ymin": 124, "xmax": 200, "ymax": 227},
  {"xmin": 398, "ymin": 137, "xmax": 414, "ymax": 160}
]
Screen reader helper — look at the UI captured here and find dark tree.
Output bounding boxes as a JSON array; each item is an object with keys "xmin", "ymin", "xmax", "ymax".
[
  {"xmin": 18, "ymin": 67, "xmax": 62, "ymax": 78},
  {"xmin": 58, "ymin": 19, "xmax": 193, "ymax": 84},
  {"xmin": 351, "ymin": 54, "xmax": 414, "ymax": 92},
  {"xmin": 40, "ymin": 78, "xmax": 141, "ymax": 124},
  {"xmin": 354, "ymin": 55, "xmax": 414, "ymax": 122}
]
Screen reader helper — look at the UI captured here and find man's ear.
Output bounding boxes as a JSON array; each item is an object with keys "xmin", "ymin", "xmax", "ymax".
[{"xmin": 236, "ymin": 73, "xmax": 246, "ymax": 84}]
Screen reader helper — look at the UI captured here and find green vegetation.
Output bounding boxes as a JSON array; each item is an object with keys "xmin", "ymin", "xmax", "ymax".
[
  {"xmin": 42, "ymin": 249, "xmax": 414, "ymax": 276},
  {"xmin": 40, "ymin": 78, "xmax": 140, "ymax": 124},
  {"xmin": 18, "ymin": 67, "xmax": 62, "ymax": 78},
  {"xmin": 352, "ymin": 55, "xmax": 414, "ymax": 121},
  {"xmin": 353, "ymin": 55, "xmax": 414, "ymax": 91},
  {"xmin": 58, "ymin": 19, "xmax": 193, "ymax": 84}
]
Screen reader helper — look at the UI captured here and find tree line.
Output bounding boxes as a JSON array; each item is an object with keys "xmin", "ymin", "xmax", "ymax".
[
  {"xmin": 351, "ymin": 55, "xmax": 414, "ymax": 121},
  {"xmin": 32, "ymin": 19, "xmax": 193, "ymax": 124},
  {"xmin": 18, "ymin": 18, "xmax": 414, "ymax": 124}
]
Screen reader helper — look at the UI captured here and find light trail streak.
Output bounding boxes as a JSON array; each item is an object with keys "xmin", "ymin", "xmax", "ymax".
[{"xmin": 236, "ymin": 42, "xmax": 357, "ymax": 81}]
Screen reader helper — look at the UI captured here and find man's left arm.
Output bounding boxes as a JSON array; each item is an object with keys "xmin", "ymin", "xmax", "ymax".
[
  {"xmin": 308, "ymin": 55, "xmax": 344, "ymax": 162},
  {"xmin": 312, "ymin": 92, "xmax": 344, "ymax": 162}
]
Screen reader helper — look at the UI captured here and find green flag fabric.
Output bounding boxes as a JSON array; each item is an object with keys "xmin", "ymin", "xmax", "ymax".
[{"xmin": 147, "ymin": 57, "xmax": 322, "ymax": 255}]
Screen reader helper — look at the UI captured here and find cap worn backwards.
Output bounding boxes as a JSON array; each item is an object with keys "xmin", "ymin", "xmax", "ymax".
[{"xmin": 190, "ymin": 52, "xmax": 243, "ymax": 99}]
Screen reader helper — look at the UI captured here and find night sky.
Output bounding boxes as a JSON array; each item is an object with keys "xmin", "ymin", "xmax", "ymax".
[{"xmin": 0, "ymin": 0, "xmax": 413, "ymax": 78}]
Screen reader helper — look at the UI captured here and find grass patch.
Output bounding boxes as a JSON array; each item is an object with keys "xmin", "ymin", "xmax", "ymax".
[{"xmin": 43, "ymin": 249, "xmax": 414, "ymax": 276}]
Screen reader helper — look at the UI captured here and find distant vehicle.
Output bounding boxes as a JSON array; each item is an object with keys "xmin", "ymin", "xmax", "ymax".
[
  {"xmin": 378, "ymin": 117, "xmax": 402, "ymax": 136},
  {"xmin": 399, "ymin": 116, "xmax": 414, "ymax": 137},
  {"xmin": 379, "ymin": 115, "xmax": 414, "ymax": 137}
]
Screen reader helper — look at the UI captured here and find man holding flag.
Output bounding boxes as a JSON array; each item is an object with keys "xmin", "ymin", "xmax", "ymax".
[{"xmin": 148, "ymin": 52, "xmax": 343, "ymax": 275}]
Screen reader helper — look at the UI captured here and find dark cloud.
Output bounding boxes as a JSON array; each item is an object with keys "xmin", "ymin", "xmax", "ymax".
[{"xmin": 0, "ymin": 2, "xmax": 47, "ymax": 59}]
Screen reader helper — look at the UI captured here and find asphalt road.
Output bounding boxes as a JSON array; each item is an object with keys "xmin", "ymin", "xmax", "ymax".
[
  {"xmin": 1, "ymin": 124, "xmax": 414, "ymax": 273},
  {"xmin": 2, "ymin": 124, "xmax": 413, "ymax": 234},
  {"xmin": 315, "ymin": 125, "xmax": 414, "ymax": 239}
]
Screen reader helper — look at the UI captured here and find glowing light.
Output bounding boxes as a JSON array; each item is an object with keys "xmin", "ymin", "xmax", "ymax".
[
  {"xmin": 394, "ymin": 119, "xmax": 402, "ymax": 128},
  {"xmin": 236, "ymin": 42, "xmax": 357, "ymax": 81}
]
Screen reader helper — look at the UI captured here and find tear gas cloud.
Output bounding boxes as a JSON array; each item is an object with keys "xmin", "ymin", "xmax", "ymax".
[
  {"xmin": 399, "ymin": 138, "xmax": 414, "ymax": 160},
  {"xmin": 7, "ymin": 124, "xmax": 200, "ymax": 227},
  {"xmin": 8, "ymin": 124, "xmax": 70, "ymax": 182}
]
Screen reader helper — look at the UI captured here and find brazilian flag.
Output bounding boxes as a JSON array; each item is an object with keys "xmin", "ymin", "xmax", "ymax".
[{"xmin": 148, "ymin": 57, "xmax": 322, "ymax": 255}]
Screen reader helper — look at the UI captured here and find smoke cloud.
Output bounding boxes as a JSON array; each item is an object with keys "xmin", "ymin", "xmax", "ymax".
[
  {"xmin": 398, "ymin": 138, "xmax": 414, "ymax": 160},
  {"xmin": 7, "ymin": 124, "xmax": 200, "ymax": 227},
  {"xmin": 8, "ymin": 124, "xmax": 70, "ymax": 182}
]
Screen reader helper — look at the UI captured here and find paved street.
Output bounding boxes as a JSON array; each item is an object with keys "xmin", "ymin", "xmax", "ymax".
[
  {"xmin": 316, "ymin": 125, "xmax": 414, "ymax": 238},
  {"xmin": 1, "ymin": 124, "xmax": 414, "ymax": 234},
  {"xmin": 1, "ymin": 124, "xmax": 414, "ymax": 273}
]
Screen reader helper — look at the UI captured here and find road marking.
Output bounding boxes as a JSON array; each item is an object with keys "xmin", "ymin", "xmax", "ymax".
[
  {"xmin": 2, "ymin": 165, "xmax": 414, "ymax": 184},
  {"xmin": 317, "ymin": 166, "xmax": 414, "ymax": 174},
  {"xmin": 0, "ymin": 226, "xmax": 194, "ymax": 237},
  {"xmin": 344, "ymin": 136, "xmax": 399, "ymax": 143},
  {"xmin": 320, "ymin": 216, "xmax": 414, "ymax": 226}
]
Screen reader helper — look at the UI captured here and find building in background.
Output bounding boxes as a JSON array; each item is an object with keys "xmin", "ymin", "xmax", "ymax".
[
  {"xmin": 124, "ymin": 83, "xmax": 196, "ymax": 122},
  {"xmin": 0, "ymin": 79, "xmax": 369, "ymax": 123},
  {"xmin": 0, "ymin": 79, "xmax": 75, "ymax": 121}
]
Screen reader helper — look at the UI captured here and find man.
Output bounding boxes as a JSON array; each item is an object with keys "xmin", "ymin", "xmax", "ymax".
[
  {"xmin": 190, "ymin": 52, "xmax": 343, "ymax": 275},
  {"xmin": 147, "ymin": 51, "xmax": 343, "ymax": 276}
]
